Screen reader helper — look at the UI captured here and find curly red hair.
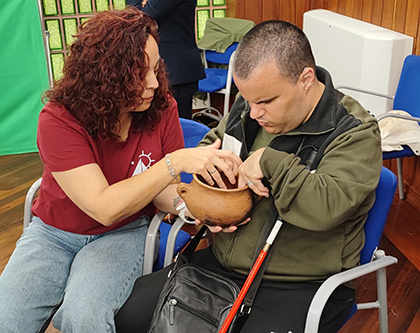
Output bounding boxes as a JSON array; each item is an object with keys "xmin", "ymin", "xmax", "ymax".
[{"xmin": 44, "ymin": 7, "xmax": 171, "ymax": 140}]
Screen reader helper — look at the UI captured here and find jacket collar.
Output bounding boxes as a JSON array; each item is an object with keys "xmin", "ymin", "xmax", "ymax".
[{"xmin": 292, "ymin": 67, "xmax": 341, "ymax": 135}]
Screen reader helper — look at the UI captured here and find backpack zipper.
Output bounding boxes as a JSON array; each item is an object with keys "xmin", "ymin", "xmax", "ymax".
[{"xmin": 168, "ymin": 297, "xmax": 219, "ymax": 327}]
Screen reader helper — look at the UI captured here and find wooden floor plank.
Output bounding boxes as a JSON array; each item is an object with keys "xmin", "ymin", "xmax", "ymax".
[
  {"xmin": 385, "ymin": 198, "xmax": 420, "ymax": 272},
  {"xmin": 406, "ymin": 307, "xmax": 420, "ymax": 333}
]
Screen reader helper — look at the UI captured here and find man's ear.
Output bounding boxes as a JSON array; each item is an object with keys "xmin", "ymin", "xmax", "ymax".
[{"xmin": 301, "ymin": 67, "xmax": 315, "ymax": 93}]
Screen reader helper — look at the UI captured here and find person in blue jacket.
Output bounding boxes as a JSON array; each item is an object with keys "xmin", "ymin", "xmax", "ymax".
[{"xmin": 127, "ymin": 0, "xmax": 205, "ymax": 119}]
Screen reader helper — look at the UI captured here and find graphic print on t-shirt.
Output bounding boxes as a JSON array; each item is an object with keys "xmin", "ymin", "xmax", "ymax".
[{"xmin": 131, "ymin": 151, "xmax": 155, "ymax": 177}]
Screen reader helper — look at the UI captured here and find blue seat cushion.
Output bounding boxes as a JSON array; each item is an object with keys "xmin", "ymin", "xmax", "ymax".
[
  {"xmin": 383, "ymin": 145, "xmax": 414, "ymax": 159},
  {"xmin": 205, "ymin": 43, "xmax": 238, "ymax": 64},
  {"xmin": 199, "ymin": 68, "xmax": 228, "ymax": 92},
  {"xmin": 153, "ymin": 222, "xmax": 192, "ymax": 271}
]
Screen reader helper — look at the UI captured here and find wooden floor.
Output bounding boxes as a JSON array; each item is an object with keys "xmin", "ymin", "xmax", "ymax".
[{"xmin": 1, "ymin": 152, "xmax": 420, "ymax": 332}]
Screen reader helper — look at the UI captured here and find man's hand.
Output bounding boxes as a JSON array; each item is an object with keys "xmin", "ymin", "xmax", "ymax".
[{"xmin": 238, "ymin": 148, "xmax": 270, "ymax": 197}]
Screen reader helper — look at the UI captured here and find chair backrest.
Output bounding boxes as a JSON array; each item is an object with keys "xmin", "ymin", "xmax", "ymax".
[
  {"xmin": 360, "ymin": 166, "xmax": 397, "ymax": 264},
  {"xmin": 179, "ymin": 118, "xmax": 211, "ymax": 183},
  {"xmin": 23, "ymin": 177, "xmax": 42, "ymax": 229},
  {"xmin": 180, "ymin": 118, "xmax": 211, "ymax": 148},
  {"xmin": 393, "ymin": 54, "xmax": 420, "ymax": 118},
  {"xmin": 205, "ymin": 42, "xmax": 238, "ymax": 65},
  {"xmin": 198, "ymin": 47, "xmax": 237, "ymax": 116},
  {"xmin": 196, "ymin": 17, "xmax": 254, "ymax": 117}
]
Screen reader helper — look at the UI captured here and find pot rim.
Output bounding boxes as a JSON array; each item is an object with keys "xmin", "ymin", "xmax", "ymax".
[{"xmin": 192, "ymin": 173, "xmax": 249, "ymax": 192}]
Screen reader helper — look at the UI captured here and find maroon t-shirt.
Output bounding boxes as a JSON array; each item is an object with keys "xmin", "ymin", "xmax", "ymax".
[{"xmin": 32, "ymin": 99, "xmax": 184, "ymax": 235}]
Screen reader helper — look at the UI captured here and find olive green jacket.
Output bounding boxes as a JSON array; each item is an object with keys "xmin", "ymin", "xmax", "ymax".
[{"xmin": 199, "ymin": 67, "xmax": 382, "ymax": 282}]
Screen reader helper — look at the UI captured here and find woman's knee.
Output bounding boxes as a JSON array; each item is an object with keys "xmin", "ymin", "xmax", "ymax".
[{"xmin": 53, "ymin": 294, "xmax": 115, "ymax": 332}]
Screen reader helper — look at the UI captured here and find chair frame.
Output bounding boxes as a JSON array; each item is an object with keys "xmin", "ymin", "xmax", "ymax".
[
  {"xmin": 23, "ymin": 177, "xmax": 43, "ymax": 229},
  {"xmin": 200, "ymin": 48, "xmax": 237, "ymax": 117},
  {"xmin": 304, "ymin": 166, "xmax": 398, "ymax": 332},
  {"xmin": 304, "ymin": 250, "xmax": 397, "ymax": 333},
  {"xmin": 143, "ymin": 211, "xmax": 188, "ymax": 274}
]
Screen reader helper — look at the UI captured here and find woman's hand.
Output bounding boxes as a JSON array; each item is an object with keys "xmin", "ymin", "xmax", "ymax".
[{"xmin": 170, "ymin": 139, "xmax": 242, "ymax": 189}]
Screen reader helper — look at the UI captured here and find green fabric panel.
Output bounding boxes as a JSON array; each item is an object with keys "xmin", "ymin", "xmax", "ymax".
[
  {"xmin": 197, "ymin": 9, "xmax": 210, "ymax": 40},
  {"xmin": 96, "ymin": 0, "xmax": 109, "ymax": 12},
  {"xmin": 0, "ymin": 0, "xmax": 49, "ymax": 156},
  {"xmin": 61, "ymin": 0, "xmax": 75, "ymax": 14},
  {"xmin": 197, "ymin": 0, "xmax": 210, "ymax": 7},
  {"xmin": 64, "ymin": 18, "xmax": 78, "ymax": 48},
  {"xmin": 46, "ymin": 20, "xmax": 63, "ymax": 50},
  {"xmin": 78, "ymin": 0, "xmax": 93, "ymax": 14},
  {"xmin": 212, "ymin": 0, "xmax": 225, "ymax": 5},
  {"xmin": 43, "ymin": 0, "xmax": 58, "ymax": 16},
  {"xmin": 213, "ymin": 9, "xmax": 226, "ymax": 17},
  {"xmin": 113, "ymin": 0, "xmax": 127, "ymax": 10}
]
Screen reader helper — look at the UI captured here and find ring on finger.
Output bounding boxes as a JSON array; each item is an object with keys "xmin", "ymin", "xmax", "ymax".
[
  {"xmin": 209, "ymin": 169, "xmax": 217, "ymax": 174},
  {"xmin": 246, "ymin": 180, "xmax": 253, "ymax": 186}
]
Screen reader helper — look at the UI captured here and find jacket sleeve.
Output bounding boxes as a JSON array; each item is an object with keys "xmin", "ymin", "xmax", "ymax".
[
  {"xmin": 197, "ymin": 115, "xmax": 228, "ymax": 146},
  {"xmin": 260, "ymin": 119, "xmax": 382, "ymax": 232}
]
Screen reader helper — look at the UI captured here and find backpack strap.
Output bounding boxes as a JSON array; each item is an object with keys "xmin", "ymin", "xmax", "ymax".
[{"xmin": 171, "ymin": 225, "xmax": 208, "ymax": 271}]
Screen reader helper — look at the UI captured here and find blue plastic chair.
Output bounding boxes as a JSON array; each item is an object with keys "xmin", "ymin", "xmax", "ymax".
[
  {"xmin": 380, "ymin": 55, "xmax": 420, "ymax": 199},
  {"xmin": 198, "ymin": 43, "xmax": 238, "ymax": 116},
  {"xmin": 304, "ymin": 167, "xmax": 398, "ymax": 333},
  {"xmin": 179, "ymin": 118, "xmax": 211, "ymax": 183},
  {"xmin": 143, "ymin": 119, "xmax": 211, "ymax": 273},
  {"xmin": 337, "ymin": 55, "xmax": 420, "ymax": 199}
]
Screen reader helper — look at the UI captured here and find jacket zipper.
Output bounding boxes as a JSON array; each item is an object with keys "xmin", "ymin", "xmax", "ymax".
[
  {"xmin": 168, "ymin": 297, "xmax": 218, "ymax": 327},
  {"xmin": 240, "ymin": 110, "xmax": 249, "ymax": 158}
]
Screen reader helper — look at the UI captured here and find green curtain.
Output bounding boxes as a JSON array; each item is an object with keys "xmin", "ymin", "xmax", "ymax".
[{"xmin": 0, "ymin": 0, "xmax": 49, "ymax": 156}]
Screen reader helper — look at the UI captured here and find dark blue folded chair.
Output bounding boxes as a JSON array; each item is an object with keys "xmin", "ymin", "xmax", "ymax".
[
  {"xmin": 198, "ymin": 42, "xmax": 238, "ymax": 117},
  {"xmin": 143, "ymin": 118, "xmax": 211, "ymax": 273}
]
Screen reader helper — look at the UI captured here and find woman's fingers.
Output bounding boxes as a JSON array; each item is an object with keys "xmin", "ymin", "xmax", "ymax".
[{"xmin": 172, "ymin": 139, "xmax": 242, "ymax": 188}]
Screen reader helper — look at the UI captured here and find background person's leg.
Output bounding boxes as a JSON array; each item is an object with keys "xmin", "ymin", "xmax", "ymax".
[{"xmin": 172, "ymin": 82, "xmax": 199, "ymax": 120}]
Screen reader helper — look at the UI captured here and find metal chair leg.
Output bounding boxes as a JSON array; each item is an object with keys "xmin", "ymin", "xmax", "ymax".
[
  {"xmin": 376, "ymin": 251, "xmax": 390, "ymax": 333},
  {"xmin": 396, "ymin": 158, "xmax": 405, "ymax": 199}
]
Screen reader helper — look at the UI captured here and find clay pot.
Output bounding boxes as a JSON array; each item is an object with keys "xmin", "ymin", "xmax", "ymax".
[{"xmin": 177, "ymin": 173, "xmax": 253, "ymax": 227}]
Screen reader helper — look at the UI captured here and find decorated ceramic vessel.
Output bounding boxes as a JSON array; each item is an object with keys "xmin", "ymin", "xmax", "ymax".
[{"xmin": 177, "ymin": 172, "xmax": 253, "ymax": 227}]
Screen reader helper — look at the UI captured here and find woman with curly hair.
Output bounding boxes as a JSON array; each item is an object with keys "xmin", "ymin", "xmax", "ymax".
[{"xmin": 0, "ymin": 8, "xmax": 240, "ymax": 332}]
